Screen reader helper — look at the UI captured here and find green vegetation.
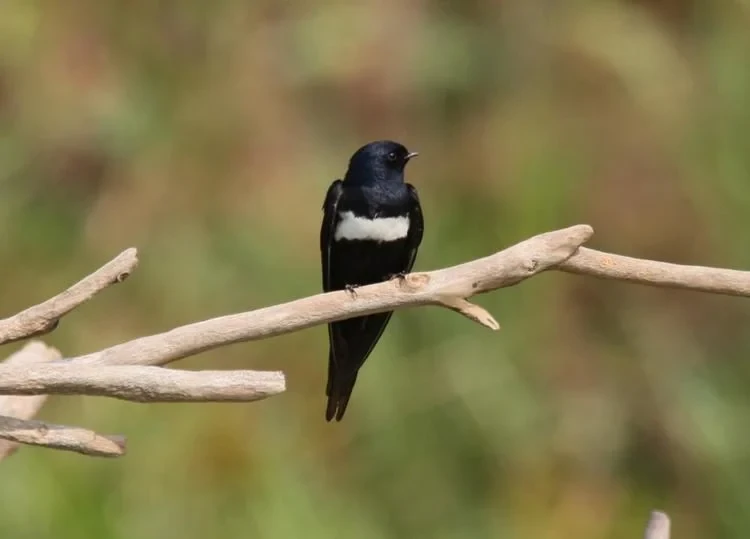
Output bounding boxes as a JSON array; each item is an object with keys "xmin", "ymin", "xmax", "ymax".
[{"xmin": 1, "ymin": 1, "xmax": 749, "ymax": 537}]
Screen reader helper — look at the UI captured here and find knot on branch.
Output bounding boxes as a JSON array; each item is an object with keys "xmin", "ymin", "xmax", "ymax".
[
  {"xmin": 400, "ymin": 273, "xmax": 430, "ymax": 292},
  {"xmin": 523, "ymin": 258, "xmax": 539, "ymax": 272}
]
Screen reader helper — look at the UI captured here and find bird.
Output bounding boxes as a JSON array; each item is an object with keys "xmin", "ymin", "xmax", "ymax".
[{"xmin": 320, "ymin": 140, "xmax": 424, "ymax": 421}]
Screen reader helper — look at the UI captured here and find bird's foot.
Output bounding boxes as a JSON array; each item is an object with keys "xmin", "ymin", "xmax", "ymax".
[
  {"xmin": 345, "ymin": 284, "xmax": 360, "ymax": 298},
  {"xmin": 388, "ymin": 271, "xmax": 408, "ymax": 284}
]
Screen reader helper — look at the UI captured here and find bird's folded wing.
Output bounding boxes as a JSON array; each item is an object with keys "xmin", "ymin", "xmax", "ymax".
[
  {"xmin": 405, "ymin": 183, "xmax": 424, "ymax": 271},
  {"xmin": 320, "ymin": 179, "xmax": 344, "ymax": 293}
]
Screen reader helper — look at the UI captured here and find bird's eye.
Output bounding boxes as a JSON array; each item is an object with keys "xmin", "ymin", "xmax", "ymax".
[{"xmin": 387, "ymin": 152, "xmax": 398, "ymax": 162}]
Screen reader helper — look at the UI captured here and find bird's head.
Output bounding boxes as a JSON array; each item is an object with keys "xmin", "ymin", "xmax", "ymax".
[{"xmin": 344, "ymin": 140, "xmax": 418, "ymax": 185}]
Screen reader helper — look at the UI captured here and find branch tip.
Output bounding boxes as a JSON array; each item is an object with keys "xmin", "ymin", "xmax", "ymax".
[
  {"xmin": 0, "ymin": 365, "xmax": 288, "ymax": 403},
  {"xmin": 0, "ymin": 415, "xmax": 127, "ymax": 458},
  {"xmin": 644, "ymin": 510, "xmax": 670, "ymax": 539},
  {"xmin": 437, "ymin": 297, "xmax": 500, "ymax": 330},
  {"xmin": 0, "ymin": 247, "xmax": 141, "ymax": 345}
]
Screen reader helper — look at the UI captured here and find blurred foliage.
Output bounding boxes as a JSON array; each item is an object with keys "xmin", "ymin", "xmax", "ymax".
[{"xmin": 1, "ymin": 0, "xmax": 750, "ymax": 537}]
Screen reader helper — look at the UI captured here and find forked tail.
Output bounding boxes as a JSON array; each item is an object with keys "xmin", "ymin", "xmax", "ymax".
[{"xmin": 325, "ymin": 351, "xmax": 359, "ymax": 422}]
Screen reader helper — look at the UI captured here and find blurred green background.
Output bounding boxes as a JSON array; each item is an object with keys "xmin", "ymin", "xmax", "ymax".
[{"xmin": 1, "ymin": 0, "xmax": 749, "ymax": 537}]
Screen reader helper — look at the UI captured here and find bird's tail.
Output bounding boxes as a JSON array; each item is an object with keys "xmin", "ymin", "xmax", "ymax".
[{"xmin": 325, "ymin": 350, "xmax": 359, "ymax": 422}]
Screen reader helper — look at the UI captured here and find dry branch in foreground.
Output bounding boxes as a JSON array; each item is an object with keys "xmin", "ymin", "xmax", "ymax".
[
  {"xmin": 0, "ymin": 249, "xmax": 138, "ymax": 345},
  {"xmin": 643, "ymin": 511, "xmax": 671, "ymax": 539},
  {"xmin": 65, "ymin": 223, "xmax": 750, "ymax": 371},
  {"xmin": 0, "ymin": 250, "xmax": 285, "ymax": 460},
  {"xmin": 0, "ymin": 342, "xmax": 61, "ymax": 459},
  {"xmin": 0, "ymin": 415, "xmax": 126, "ymax": 458},
  {"xmin": 2, "ymin": 224, "xmax": 750, "ymax": 460},
  {"xmin": 561, "ymin": 247, "xmax": 750, "ymax": 296},
  {"xmin": 0, "ymin": 364, "xmax": 285, "ymax": 402},
  {"xmin": 70, "ymin": 225, "xmax": 595, "ymax": 368}
]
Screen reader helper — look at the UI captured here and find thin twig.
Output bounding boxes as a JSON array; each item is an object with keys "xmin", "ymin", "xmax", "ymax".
[
  {"xmin": 0, "ymin": 342, "xmax": 61, "ymax": 460},
  {"xmin": 0, "ymin": 415, "xmax": 126, "ymax": 458},
  {"xmin": 0, "ymin": 248, "xmax": 138, "ymax": 344},
  {"xmin": 0, "ymin": 364, "xmax": 285, "ymax": 402}
]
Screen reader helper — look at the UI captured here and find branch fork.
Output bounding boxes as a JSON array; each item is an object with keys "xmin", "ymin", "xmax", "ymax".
[{"xmin": 2, "ymin": 223, "xmax": 750, "ymax": 461}]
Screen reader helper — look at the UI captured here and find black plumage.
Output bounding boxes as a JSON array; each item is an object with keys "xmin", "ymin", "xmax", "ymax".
[{"xmin": 320, "ymin": 140, "xmax": 424, "ymax": 421}]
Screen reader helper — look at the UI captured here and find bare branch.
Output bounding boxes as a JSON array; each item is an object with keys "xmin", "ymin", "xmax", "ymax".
[
  {"xmin": 436, "ymin": 297, "xmax": 500, "ymax": 330},
  {"xmin": 62, "ymin": 224, "xmax": 750, "ymax": 370},
  {"xmin": 0, "ymin": 364, "xmax": 285, "ymax": 403},
  {"xmin": 643, "ymin": 511, "xmax": 670, "ymax": 539},
  {"xmin": 71, "ymin": 225, "xmax": 593, "ymax": 367},
  {"xmin": 0, "ymin": 342, "xmax": 61, "ymax": 460},
  {"xmin": 0, "ymin": 415, "xmax": 126, "ymax": 458},
  {"xmin": 0, "ymin": 248, "xmax": 138, "ymax": 345},
  {"xmin": 3, "ymin": 224, "xmax": 750, "ymax": 461},
  {"xmin": 561, "ymin": 247, "xmax": 750, "ymax": 297}
]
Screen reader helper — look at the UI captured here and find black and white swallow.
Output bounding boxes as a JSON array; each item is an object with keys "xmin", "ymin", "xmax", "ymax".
[{"xmin": 320, "ymin": 140, "xmax": 424, "ymax": 421}]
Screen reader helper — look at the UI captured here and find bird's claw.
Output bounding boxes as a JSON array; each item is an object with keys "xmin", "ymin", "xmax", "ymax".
[
  {"xmin": 388, "ymin": 271, "xmax": 408, "ymax": 283},
  {"xmin": 345, "ymin": 284, "xmax": 360, "ymax": 298}
]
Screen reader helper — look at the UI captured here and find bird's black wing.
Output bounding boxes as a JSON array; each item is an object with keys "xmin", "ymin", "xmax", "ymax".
[
  {"xmin": 321, "ymin": 179, "xmax": 344, "ymax": 293},
  {"xmin": 404, "ymin": 183, "xmax": 424, "ymax": 272},
  {"xmin": 320, "ymin": 179, "xmax": 356, "ymax": 421}
]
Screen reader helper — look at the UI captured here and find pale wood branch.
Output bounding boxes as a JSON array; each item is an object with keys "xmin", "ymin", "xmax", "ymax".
[
  {"xmin": 0, "ymin": 342, "xmax": 61, "ymax": 459},
  {"xmin": 60, "ymin": 223, "xmax": 750, "ymax": 372},
  {"xmin": 0, "ymin": 248, "xmax": 138, "ymax": 345},
  {"xmin": 70, "ymin": 225, "xmax": 594, "ymax": 368},
  {"xmin": 0, "ymin": 415, "xmax": 126, "ymax": 457},
  {"xmin": 436, "ymin": 297, "xmax": 500, "ymax": 330},
  {"xmin": 643, "ymin": 511, "xmax": 670, "ymax": 539},
  {"xmin": 0, "ymin": 364, "xmax": 285, "ymax": 402},
  {"xmin": 561, "ymin": 247, "xmax": 750, "ymax": 296},
  {"xmin": 0, "ymin": 343, "xmax": 127, "ymax": 460},
  {"xmin": 4, "ymin": 224, "xmax": 750, "ymax": 461}
]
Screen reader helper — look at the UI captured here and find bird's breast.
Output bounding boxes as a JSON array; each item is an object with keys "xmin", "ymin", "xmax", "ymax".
[{"xmin": 334, "ymin": 211, "xmax": 410, "ymax": 242}]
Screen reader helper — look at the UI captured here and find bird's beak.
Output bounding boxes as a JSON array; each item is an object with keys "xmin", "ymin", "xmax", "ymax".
[{"xmin": 405, "ymin": 152, "xmax": 419, "ymax": 161}]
